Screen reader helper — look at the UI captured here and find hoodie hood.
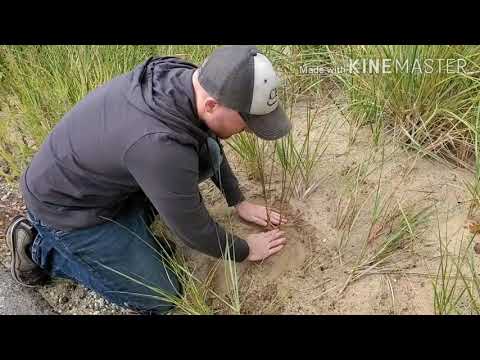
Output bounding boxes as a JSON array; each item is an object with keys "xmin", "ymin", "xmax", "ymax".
[{"xmin": 126, "ymin": 56, "xmax": 211, "ymax": 149}]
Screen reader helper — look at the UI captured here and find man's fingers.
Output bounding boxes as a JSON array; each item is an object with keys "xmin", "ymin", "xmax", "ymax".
[
  {"xmin": 266, "ymin": 207, "xmax": 280, "ymax": 215},
  {"xmin": 277, "ymin": 214, "xmax": 288, "ymax": 223},
  {"xmin": 266, "ymin": 210, "xmax": 280, "ymax": 219},
  {"xmin": 254, "ymin": 216, "xmax": 268, "ymax": 227},
  {"xmin": 269, "ymin": 238, "xmax": 286, "ymax": 249},
  {"xmin": 270, "ymin": 213, "xmax": 280, "ymax": 221},
  {"xmin": 268, "ymin": 244, "xmax": 285, "ymax": 257},
  {"xmin": 267, "ymin": 210, "xmax": 281, "ymax": 217},
  {"xmin": 267, "ymin": 230, "xmax": 285, "ymax": 241},
  {"xmin": 271, "ymin": 215, "xmax": 288, "ymax": 225},
  {"xmin": 265, "ymin": 228, "xmax": 281, "ymax": 234},
  {"xmin": 269, "ymin": 214, "xmax": 281, "ymax": 225},
  {"xmin": 266, "ymin": 211, "xmax": 288, "ymax": 225}
]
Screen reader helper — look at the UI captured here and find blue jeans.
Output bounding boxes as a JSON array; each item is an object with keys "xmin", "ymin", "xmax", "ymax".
[{"xmin": 28, "ymin": 137, "xmax": 223, "ymax": 315}]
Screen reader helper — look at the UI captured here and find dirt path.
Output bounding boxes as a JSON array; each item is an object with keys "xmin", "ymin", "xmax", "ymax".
[{"xmin": 0, "ymin": 269, "xmax": 56, "ymax": 315}]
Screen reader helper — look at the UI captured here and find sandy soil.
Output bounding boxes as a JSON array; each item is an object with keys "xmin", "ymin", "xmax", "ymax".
[
  {"xmin": 0, "ymin": 92, "xmax": 478, "ymax": 315},
  {"xmin": 186, "ymin": 92, "xmax": 476, "ymax": 314}
]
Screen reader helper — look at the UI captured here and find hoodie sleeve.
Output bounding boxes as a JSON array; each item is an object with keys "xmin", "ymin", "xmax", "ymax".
[
  {"xmin": 124, "ymin": 133, "xmax": 250, "ymax": 262},
  {"xmin": 210, "ymin": 144, "xmax": 245, "ymax": 207}
]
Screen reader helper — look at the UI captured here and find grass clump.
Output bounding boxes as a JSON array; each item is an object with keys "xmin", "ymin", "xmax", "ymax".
[
  {"xmin": 433, "ymin": 207, "xmax": 480, "ymax": 315},
  {"xmin": 331, "ymin": 45, "xmax": 480, "ymax": 169}
]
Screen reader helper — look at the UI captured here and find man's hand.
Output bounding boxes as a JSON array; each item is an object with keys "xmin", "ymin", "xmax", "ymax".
[
  {"xmin": 235, "ymin": 201, "xmax": 288, "ymax": 227},
  {"xmin": 245, "ymin": 229, "xmax": 286, "ymax": 262}
]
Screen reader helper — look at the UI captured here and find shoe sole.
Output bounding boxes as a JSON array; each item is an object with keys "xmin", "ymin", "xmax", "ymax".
[{"xmin": 5, "ymin": 215, "xmax": 37, "ymax": 288}]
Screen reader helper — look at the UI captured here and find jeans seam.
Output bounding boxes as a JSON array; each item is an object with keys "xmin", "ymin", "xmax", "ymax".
[{"xmin": 31, "ymin": 232, "xmax": 42, "ymax": 265}]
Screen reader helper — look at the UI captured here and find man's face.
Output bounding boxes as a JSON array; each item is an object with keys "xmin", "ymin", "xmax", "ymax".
[{"xmin": 202, "ymin": 99, "xmax": 248, "ymax": 139}]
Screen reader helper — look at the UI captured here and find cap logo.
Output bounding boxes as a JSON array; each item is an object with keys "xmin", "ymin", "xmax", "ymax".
[{"xmin": 267, "ymin": 88, "xmax": 278, "ymax": 107}]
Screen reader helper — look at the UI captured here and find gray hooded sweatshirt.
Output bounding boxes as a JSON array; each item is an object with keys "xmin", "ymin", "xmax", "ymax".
[{"xmin": 20, "ymin": 56, "xmax": 250, "ymax": 262}]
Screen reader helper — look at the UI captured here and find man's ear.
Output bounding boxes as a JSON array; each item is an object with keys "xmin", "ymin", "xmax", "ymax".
[{"xmin": 205, "ymin": 98, "xmax": 218, "ymax": 114}]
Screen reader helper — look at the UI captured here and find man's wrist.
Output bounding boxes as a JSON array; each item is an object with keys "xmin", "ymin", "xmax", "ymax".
[
  {"xmin": 234, "ymin": 199, "xmax": 247, "ymax": 209},
  {"xmin": 229, "ymin": 191, "xmax": 246, "ymax": 208}
]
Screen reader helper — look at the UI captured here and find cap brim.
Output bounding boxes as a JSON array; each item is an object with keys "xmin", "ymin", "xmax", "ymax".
[{"xmin": 242, "ymin": 105, "xmax": 292, "ymax": 141}]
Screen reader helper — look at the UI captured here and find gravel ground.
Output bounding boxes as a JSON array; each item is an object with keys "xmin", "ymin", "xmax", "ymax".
[{"xmin": 0, "ymin": 268, "xmax": 55, "ymax": 315}]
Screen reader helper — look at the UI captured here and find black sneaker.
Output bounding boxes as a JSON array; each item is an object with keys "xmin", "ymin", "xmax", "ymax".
[{"xmin": 5, "ymin": 215, "xmax": 49, "ymax": 287}]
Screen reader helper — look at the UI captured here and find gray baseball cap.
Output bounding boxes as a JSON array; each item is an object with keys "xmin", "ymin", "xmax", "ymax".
[{"xmin": 198, "ymin": 45, "xmax": 292, "ymax": 140}]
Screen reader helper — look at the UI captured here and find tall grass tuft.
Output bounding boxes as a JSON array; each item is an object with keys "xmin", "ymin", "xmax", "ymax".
[
  {"xmin": 331, "ymin": 45, "xmax": 480, "ymax": 168},
  {"xmin": 433, "ymin": 210, "xmax": 480, "ymax": 315},
  {"xmin": 227, "ymin": 132, "xmax": 270, "ymax": 181},
  {"xmin": 339, "ymin": 202, "xmax": 432, "ymax": 295},
  {"xmin": 464, "ymin": 101, "xmax": 480, "ymax": 215}
]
